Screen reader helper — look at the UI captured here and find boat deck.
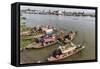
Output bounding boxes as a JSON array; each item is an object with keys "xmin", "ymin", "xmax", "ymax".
[{"xmin": 25, "ymin": 42, "xmax": 42, "ymax": 49}]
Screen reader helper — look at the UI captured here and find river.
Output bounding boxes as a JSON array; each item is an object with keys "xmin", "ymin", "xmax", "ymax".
[{"xmin": 20, "ymin": 14, "xmax": 95, "ymax": 64}]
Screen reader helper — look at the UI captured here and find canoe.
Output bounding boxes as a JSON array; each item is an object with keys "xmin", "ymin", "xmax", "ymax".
[{"xmin": 47, "ymin": 43, "xmax": 85, "ymax": 62}]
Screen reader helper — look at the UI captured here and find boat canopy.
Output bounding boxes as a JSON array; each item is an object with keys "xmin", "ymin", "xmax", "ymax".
[{"xmin": 45, "ymin": 29, "xmax": 53, "ymax": 35}]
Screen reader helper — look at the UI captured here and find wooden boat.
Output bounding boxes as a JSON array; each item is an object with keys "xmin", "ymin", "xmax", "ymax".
[
  {"xmin": 25, "ymin": 34, "xmax": 57, "ymax": 49},
  {"xmin": 20, "ymin": 31, "xmax": 32, "ymax": 36},
  {"xmin": 25, "ymin": 31, "xmax": 77, "ymax": 49},
  {"xmin": 33, "ymin": 34, "xmax": 44, "ymax": 39},
  {"xmin": 47, "ymin": 43, "xmax": 85, "ymax": 61},
  {"xmin": 64, "ymin": 31, "xmax": 77, "ymax": 43},
  {"xmin": 57, "ymin": 31, "xmax": 77, "ymax": 45},
  {"xmin": 25, "ymin": 41, "xmax": 57, "ymax": 49}
]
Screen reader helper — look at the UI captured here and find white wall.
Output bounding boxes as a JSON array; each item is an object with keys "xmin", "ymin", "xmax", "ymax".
[{"xmin": 0, "ymin": 0, "xmax": 99, "ymax": 69}]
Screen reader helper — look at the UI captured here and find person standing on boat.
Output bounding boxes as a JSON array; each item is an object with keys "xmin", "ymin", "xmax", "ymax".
[
  {"xmin": 57, "ymin": 31, "xmax": 65, "ymax": 45},
  {"xmin": 38, "ymin": 26, "xmax": 42, "ymax": 33},
  {"xmin": 60, "ymin": 31, "xmax": 65, "ymax": 40}
]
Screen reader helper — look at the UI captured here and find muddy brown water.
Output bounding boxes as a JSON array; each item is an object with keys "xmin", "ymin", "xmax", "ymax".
[{"xmin": 20, "ymin": 14, "xmax": 95, "ymax": 64}]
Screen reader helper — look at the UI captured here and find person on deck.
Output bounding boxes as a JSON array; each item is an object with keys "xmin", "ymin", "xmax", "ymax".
[
  {"xmin": 64, "ymin": 31, "xmax": 73, "ymax": 40},
  {"xmin": 52, "ymin": 48, "xmax": 63, "ymax": 59}
]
